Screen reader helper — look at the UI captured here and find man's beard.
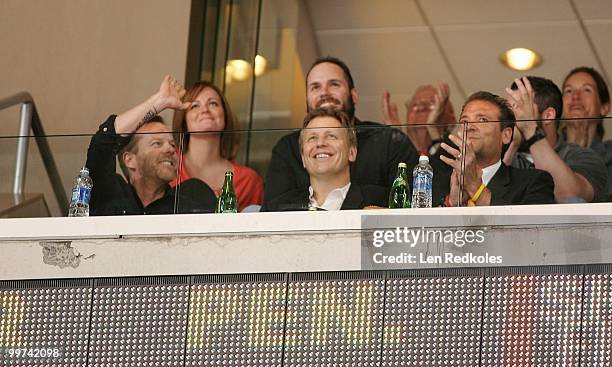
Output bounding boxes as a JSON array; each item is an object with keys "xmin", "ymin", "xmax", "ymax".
[
  {"xmin": 141, "ymin": 155, "xmax": 177, "ymax": 184},
  {"xmin": 309, "ymin": 95, "xmax": 356, "ymax": 120}
]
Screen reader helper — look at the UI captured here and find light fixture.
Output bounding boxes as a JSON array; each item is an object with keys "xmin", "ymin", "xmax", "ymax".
[
  {"xmin": 225, "ymin": 55, "xmax": 268, "ymax": 84},
  {"xmin": 254, "ymin": 55, "xmax": 268, "ymax": 77},
  {"xmin": 500, "ymin": 48, "xmax": 542, "ymax": 71},
  {"xmin": 226, "ymin": 59, "xmax": 251, "ymax": 81}
]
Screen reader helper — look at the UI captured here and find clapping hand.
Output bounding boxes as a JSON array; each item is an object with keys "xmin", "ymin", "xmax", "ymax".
[
  {"xmin": 426, "ymin": 81, "xmax": 450, "ymax": 125},
  {"xmin": 439, "ymin": 133, "xmax": 483, "ymax": 205}
]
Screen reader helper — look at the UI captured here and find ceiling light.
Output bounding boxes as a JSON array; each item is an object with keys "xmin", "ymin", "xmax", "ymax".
[{"xmin": 500, "ymin": 48, "xmax": 542, "ymax": 71}]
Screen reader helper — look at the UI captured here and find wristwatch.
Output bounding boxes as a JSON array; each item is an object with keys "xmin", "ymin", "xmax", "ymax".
[{"xmin": 525, "ymin": 127, "xmax": 546, "ymax": 149}]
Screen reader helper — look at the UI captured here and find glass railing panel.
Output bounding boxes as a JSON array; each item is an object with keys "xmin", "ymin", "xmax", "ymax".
[
  {"xmin": 249, "ymin": 0, "xmax": 304, "ymax": 177},
  {"xmin": 0, "ymin": 133, "xmax": 93, "ymax": 218},
  {"xmin": 0, "ymin": 130, "xmax": 186, "ymax": 218},
  {"xmin": 221, "ymin": 0, "xmax": 261, "ymax": 166},
  {"xmin": 1, "ymin": 115, "xmax": 610, "ymax": 219}
]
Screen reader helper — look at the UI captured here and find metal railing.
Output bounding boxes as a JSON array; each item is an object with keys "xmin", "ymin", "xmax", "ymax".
[{"xmin": 0, "ymin": 92, "xmax": 68, "ymax": 214}]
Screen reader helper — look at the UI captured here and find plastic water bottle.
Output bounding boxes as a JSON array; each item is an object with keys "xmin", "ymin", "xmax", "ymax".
[
  {"xmin": 412, "ymin": 155, "xmax": 433, "ymax": 208},
  {"xmin": 68, "ymin": 166, "xmax": 93, "ymax": 217}
]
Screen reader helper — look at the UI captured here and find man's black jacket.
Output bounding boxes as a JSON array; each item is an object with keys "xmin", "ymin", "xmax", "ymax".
[{"xmin": 85, "ymin": 116, "xmax": 216, "ymax": 215}]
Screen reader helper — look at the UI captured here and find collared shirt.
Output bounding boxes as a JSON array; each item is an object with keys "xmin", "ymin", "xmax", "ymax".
[
  {"xmin": 308, "ymin": 183, "xmax": 351, "ymax": 211},
  {"xmin": 481, "ymin": 160, "xmax": 502, "ymax": 186}
]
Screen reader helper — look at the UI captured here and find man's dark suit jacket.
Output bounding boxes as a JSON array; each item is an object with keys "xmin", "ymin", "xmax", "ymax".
[
  {"xmin": 264, "ymin": 120, "xmax": 418, "ymax": 207},
  {"xmin": 487, "ymin": 163, "xmax": 555, "ymax": 205},
  {"xmin": 262, "ymin": 183, "xmax": 388, "ymax": 211},
  {"xmin": 438, "ymin": 162, "xmax": 555, "ymax": 206}
]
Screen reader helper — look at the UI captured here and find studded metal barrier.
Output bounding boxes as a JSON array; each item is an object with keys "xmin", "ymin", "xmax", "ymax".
[{"xmin": 0, "ymin": 265, "xmax": 610, "ymax": 367}]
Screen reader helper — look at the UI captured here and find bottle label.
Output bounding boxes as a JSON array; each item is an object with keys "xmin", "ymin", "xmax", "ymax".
[
  {"xmin": 413, "ymin": 172, "xmax": 433, "ymax": 191},
  {"xmin": 71, "ymin": 186, "xmax": 91, "ymax": 205}
]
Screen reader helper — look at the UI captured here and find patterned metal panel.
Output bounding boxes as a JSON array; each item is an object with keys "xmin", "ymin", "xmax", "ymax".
[
  {"xmin": 382, "ymin": 269, "xmax": 483, "ymax": 366},
  {"xmin": 481, "ymin": 269, "xmax": 583, "ymax": 367},
  {"xmin": 580, "ymin": 270, "xmax": 611, "ymax": 366},
  {"xmin": 0, "ymin": 280, "xmax": 91, "ymax": 366},
  {"xmin": 283, "ymin": 272, "xmax": 385, "ymax": 367},
  {"xmin": 87, "ymin": 278, "xmax": 189, "ymax": 367},
  {"xmin": 0, "ymin": 265, "xmax": 609, "ymax": 366},
  {"xmin": 185, "ymin": 274, "xmax": 286, "ymax": 367}
]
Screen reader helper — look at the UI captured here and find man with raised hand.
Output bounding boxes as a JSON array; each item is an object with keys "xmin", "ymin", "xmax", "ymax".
[
  {"xmin": 382, "ymin": 82, "xmax": 456, "ymax": 155},
  {"xmin": 503, "ymin": 76, "xmax": 607, "ymax": 202},
  {"xmin": 86, "ymin": 75, "xmax": 216, "ymax": 215}
]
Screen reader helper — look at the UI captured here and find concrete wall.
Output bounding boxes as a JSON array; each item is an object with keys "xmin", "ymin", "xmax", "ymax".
[
  {"xmin": 0, "ymin": 0, "xmax": 191, "ymax": 214},
  {"xmin": 1, "ymin": 204, "xmax": 611, "ymax": 279}
]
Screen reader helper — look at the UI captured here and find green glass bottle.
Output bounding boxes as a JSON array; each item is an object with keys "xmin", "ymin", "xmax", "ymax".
[
  {"xmin": 388, "ymin": 162, "xmax": 411, "ymax": 208},
  {"xmin": 216, "ymin": 171, "xmax": 238, "ymax": 213}
]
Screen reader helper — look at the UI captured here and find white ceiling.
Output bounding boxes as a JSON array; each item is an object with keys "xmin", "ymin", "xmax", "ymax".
[{"xmin": 305, "ymin": 0, "xmax": 612, "ymax": 122}]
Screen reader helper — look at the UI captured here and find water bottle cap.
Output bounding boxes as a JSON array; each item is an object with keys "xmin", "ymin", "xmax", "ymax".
[
  {"xmin": 81, "ymin": 166, "xmax": 89, "ymax": 174},
  {"xmin": 225, "ymin": 171, "xmax": 234, "ymax": 176},
  {"xmin": 398, "ymin": 162, "xmax": 407, "ymax": 168},
  {"xmin": 419, "ymin": 155, "xmax": 429, "ymax": 164}
]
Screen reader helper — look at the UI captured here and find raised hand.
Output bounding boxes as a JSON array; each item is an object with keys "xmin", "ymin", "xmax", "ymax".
[
  {"xmin": 426, "ymin": 81, "xmax": 450, "ymax": 125},
  {"xmin": 115, "ymin": 75, "xmax": 191, "ymax": 135},
  {"xmin": 156, "ymin": 75, "xmax": 191, "ymax": 111},
  {"xmin": 505, "ymin": 77, "xmax": 539, "ymax": 139},
  {"xmin": 381, "ymin": 90, "xmax": 401, "ymax": 127}
]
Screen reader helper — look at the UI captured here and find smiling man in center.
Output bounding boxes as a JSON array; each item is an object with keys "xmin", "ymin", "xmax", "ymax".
[{"xmin": 263, "ymin": 108, "xmax": 387, "ymax": 211}]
